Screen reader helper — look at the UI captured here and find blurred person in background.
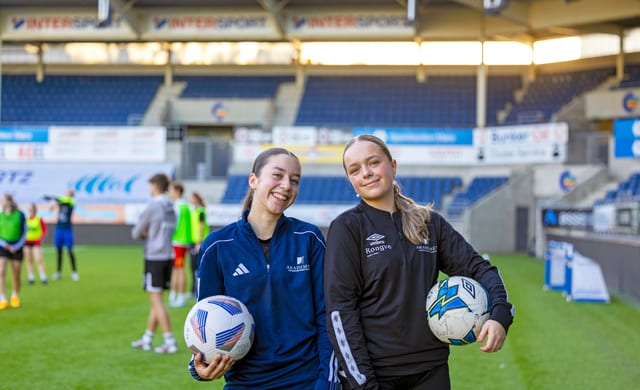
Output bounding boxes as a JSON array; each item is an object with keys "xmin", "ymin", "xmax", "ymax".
[
  {"xmin": 0, "ymin": 194, "xmax": 28, "ymax": 309},
  {"xmin": 131, "ymin": 173, "xmax": 178, "ymax": 354},
  {"xmin": 168, "ymin": 182, "xmax": 192, "ymax": 307},
  {"xmin": 24, "ymin": 203, "xmax": 48, "ymax": 285},
  {"xmin": 45, "ymin": 189, "xmax": 78, "ymax": 281},
  {"xmin": 188, "ymin": 191, "xmax": 208, "ymax": 299}
]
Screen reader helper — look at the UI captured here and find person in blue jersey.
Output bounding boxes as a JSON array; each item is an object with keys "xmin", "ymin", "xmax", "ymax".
[
  {"xmin": 324, "ymin": 135, "xmax": 515, "ymax": 390},
  {"xmin": 189, "ymin": 148, "xmax": 340, "ymax": 390},
  {"xmin": 45, "ymin": 189, "xmax": 78, "ymax": 281},
  {"xmin": 0, "ymin": 194, "xmax": 28, "ymax": 309}
]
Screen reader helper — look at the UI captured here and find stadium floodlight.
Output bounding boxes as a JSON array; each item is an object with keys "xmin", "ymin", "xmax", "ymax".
[
  {"xmin": 483, "ymin": 0, "xmax": 509, "ymax": 15},
  {"xmin": 98, "ymin": 0, "xmax": 111, "ymax": 25}
]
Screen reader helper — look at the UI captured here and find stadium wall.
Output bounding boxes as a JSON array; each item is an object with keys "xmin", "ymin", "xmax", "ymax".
[
  {"xmin": 547, "ymin": 232, "xmax": 640, "ymax": 300},
  {"xmin": 466, "ymin": 168, "xmax": 536, "ymax": 253}
]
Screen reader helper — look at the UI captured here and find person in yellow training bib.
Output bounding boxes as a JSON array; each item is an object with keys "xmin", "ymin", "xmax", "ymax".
[
  {"xmin": 24, "ymin": 204, "xmax": 48, "ymax": 285},
  {"xmin": 188, "ymin": 192, "xmax": 208, "ymax": 299},
  {"xmin": 0, "ymin": 194, "xmax": 28, "ymax": 310},
  {"xmin": 168, "ymin": 182, "xmax": 191, "ymax": 307}
]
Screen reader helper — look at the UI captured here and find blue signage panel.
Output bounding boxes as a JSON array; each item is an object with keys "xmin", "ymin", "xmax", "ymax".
[
  {"xmin": 0, "ymin": 127, "xmax": 49, "ymax": 143},
  {"xmin": 613, "ymin": 118, "xmax": 640, "ymax": 158},
  {"xmin": 352, "ymin": 128, "xmax": 474, "ymax": 145}
]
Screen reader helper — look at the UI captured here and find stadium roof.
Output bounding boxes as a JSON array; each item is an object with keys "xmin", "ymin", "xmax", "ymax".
[{"xmin": 0, "ymin": 0, "xmax": 638, "ymax": 42}]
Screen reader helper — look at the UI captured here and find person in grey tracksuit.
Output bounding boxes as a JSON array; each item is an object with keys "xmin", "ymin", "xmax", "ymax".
[{"xmin": 130, "ymin": 173, "xmax": 179, "ymax": 354}]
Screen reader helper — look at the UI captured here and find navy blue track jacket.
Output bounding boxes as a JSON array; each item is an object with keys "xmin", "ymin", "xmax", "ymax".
[
  {"xmin": 189, "ymin": 210, "xmax": 340, "ymax": 389},
  {"xmin": 324, "ymin": 201, "xmax": 515, "ymax": 389}
]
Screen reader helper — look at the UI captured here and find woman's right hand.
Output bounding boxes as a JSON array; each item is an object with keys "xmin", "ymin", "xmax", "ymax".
[{"xmin": 193, "ymin": 352, "xmax": 235, "ymax": 380}]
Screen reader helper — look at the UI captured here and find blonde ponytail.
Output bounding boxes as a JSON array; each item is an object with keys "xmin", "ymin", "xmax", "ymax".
[{"xmin": 393, "ymin": 182, "xmax": 432, "ymax": 245}]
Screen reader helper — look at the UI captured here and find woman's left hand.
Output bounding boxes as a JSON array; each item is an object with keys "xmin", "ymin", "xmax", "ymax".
[
  {"xmin": 193, "ymin": 352, "xmax": 234, "ymax": 380},
  {"xmin": 476, "ymin": 319, "xmax": 506, "ymax": 352}
]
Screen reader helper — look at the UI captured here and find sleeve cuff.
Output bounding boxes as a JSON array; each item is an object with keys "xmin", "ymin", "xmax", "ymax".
[
  {"xmin": 489, "ymin": 303, "xmax": 514, "ymax": 333},
  {"xmin": 188, "ymin": 357, "xmax": 212, "ymax": 382}
]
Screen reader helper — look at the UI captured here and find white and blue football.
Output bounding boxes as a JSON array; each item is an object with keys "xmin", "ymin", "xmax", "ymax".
[
  {"xmin": 426, "ymin": 276, "xmax": 490, "ymax": 345},
  {"xmin": 184, "ymin": 295, "xmax": 255, "ymax": 363}
]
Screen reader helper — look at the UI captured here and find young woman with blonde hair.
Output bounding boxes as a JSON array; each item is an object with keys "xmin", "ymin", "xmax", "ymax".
[{"xmin": 324, "ymin": 134, "xmax": 515, "ymax": 390}]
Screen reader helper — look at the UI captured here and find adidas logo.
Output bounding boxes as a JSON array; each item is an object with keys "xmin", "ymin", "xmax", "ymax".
[{"xmin": 232, "ymin": 263, "xmax": 250, "ymax": 277}]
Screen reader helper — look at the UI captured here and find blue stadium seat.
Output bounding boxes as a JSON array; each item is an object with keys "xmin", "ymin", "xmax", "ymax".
[
  {"xmin": 505, "ymin": 68, "xmax": 614, "ymax": 124},
  {"xmin": 614, "ymin": 64, "xmax": 640, "ymax": 89},
  {"xmin": 294, "ymin": 75, "xmax": 520, "ymax": 128},
  {"xmin": 446, "ymin": 176, "xmax": 509, "ymax": 217},
  {"xmin": 594, "ymin": 172, "xmax": 640, "ymax": 205},
  {"xmin": 1, "ymin": 75, "xmax": 162, "ymax": 125},
  {"xmin": 175, "ymin": 76, "xmax": 294, "ymax": 98}
]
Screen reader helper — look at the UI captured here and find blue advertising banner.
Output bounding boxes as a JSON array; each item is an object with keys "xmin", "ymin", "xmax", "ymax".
[
  {"xmin": 352, "ymin": 128, "xmax": 474, "ymax": 145},
  {"xmin": 1, "ymin": 162, "xmax": 174, "ymax": 204},
  {"xmin": 613, "ymin": 118, "xmax": 640, "ymax": 158},
  {"xmin": 0, "ymin": 127, "xmax": 49, "ymax": 143}
]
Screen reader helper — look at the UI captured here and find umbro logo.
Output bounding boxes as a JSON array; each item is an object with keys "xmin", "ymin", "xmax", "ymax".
[
  {"xmin": 366, "ymin": 233, "xmax": 385, "ymax": 245},
  {"xmin": 232, "ymin": 263, "xmax": 250, "ymax": 277}
]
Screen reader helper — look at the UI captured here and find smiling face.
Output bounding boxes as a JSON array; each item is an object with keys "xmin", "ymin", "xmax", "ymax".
[
  {"xmin": 343, "ymin": 139, "xmax": 396, "ymax": 209},
  {"xmin": 249, "ymin": 153, "xmax": 301, "ymax": 217}
]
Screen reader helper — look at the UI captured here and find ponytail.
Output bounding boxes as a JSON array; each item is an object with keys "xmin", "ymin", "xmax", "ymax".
[
  {"xmin": 393, "ymin": 182, "xmax": 432, "ymax": 245},
  {"xmin": 241, "ymin": 189, "xmax": 254, "ymax": 214}
]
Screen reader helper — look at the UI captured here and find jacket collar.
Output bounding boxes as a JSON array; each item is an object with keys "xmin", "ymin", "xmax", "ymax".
[
  {"xmin": 357, "ymin": 199, "xmax": 402, "ymax": 219},
  {"xmin": 238, "ymin": 209, "xmax": 288, "ymax": 239}
]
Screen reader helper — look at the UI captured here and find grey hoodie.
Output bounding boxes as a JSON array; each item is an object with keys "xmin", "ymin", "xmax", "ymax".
[{"xmin": 131, "ymin": 194, "xmax": 176, "ymax": 261}]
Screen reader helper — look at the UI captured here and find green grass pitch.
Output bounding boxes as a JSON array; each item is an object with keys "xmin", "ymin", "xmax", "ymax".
[{"xmin": 1, "ymin": 246, "xmax": 639, "ymax": 389}]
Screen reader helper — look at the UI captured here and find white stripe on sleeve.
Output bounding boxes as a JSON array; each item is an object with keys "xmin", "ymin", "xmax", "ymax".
[{"xmin": 330, "ymin": 311, "xmax": 367, "ymax": 386}]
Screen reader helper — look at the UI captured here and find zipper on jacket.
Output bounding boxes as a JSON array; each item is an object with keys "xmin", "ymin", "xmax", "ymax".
[
  {"xmin": 390, "ymin": 212, "xmax": 408, "ymax": 260},
  {"xmin": 257, "ymin": 237, "xmax": 271, "ymax": 274}
]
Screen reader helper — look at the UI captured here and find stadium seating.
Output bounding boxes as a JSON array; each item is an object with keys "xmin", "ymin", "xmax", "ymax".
[
  {"xmin": 295, "ymin": 75, "xmax": 521, "ymax": 127},
  {"xmin": 221, "ymin": 175, "xmax": 462, "ymax": 209},
  {"xmin": 594, "ymin": 172, "xmax": 640, "ymax": 205},
  {"xmin": 505, "ymin": 67, "xmax": 615, "ymax": 124},
  {"xmin": 615, "ymin": 64, "xmax": 640, "ymax": 89},
  {"xmin": 487, "ymin": 75, "xmax": 522, "ymax": 125},
  {"xmin": 176, "ymin": 75, "xmax": 294, "ymax": 98},
  {"xmin": 446, "ymin": 176, "xmax": 509, "ymax": 217},
  {"xmin": 1, "ymin": 75, "xmax": 162, "ymax": 125}
]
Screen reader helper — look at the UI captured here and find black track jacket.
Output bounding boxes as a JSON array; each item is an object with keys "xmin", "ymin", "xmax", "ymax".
[{"xmin": 324, "ymin": 201, "xmax": 514, "ymax": 389}]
